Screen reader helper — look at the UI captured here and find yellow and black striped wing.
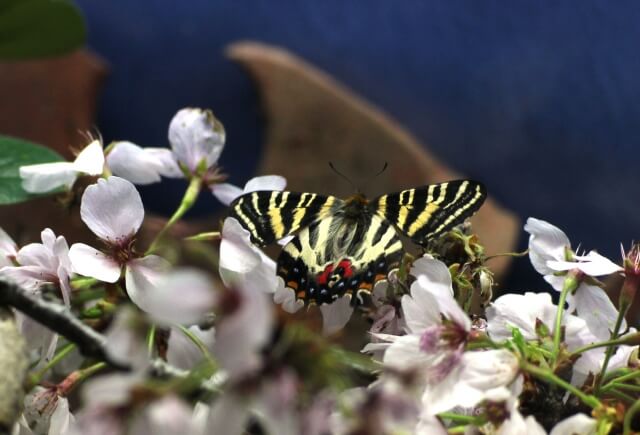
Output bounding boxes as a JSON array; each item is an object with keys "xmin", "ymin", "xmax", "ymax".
[
  {"xmin": 229, "ymin": 191, "xmax": 341, "ymax": 246},
  {"xmin": 372, "ymin": 180, "xmax": 486, "ymax": 245}
]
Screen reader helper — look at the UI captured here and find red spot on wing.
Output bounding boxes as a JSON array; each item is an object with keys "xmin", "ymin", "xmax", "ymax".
[{"xmin": 317, "ymin": 259, "xmax": 354, "ymax": 285}]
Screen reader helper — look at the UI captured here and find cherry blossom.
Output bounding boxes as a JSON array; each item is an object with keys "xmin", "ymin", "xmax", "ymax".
[
  {"xmin": 168, "ymin": 108, "xmax": 225, "ymax": 177},
  {"xmin": 68, "ymin": 177, "xmax": 171, "ymax": 312},
  {"xmin": 379, "ymin": 256, "xmax": 521, "ymax": 415},
  {"xmin": 0, "ymin": 228, "xmax": 74, "ymax": 362},
  {"xmin": 106, "ymin": 141, "xmax": 182, "ymax": 185},
  {"xmin": 20, "ymin": 140, "xmax": 104, "ymax": 193},
  {"xmin": 525, "ymin": 217, "xmax": 624, "ymax": 341}
]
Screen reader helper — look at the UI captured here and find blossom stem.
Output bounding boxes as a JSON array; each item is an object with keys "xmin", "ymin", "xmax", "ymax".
[
  {"xmin": 146, "ymin": 176, "xmax": 202, "ymax": 254},
  {"xmin": 184, "ymin": 231, "xmax": 221, "ymax": 241},
  {"xmin": 551, "ymin": 271, "xmax": 579, "ymax": 366},
  {"xmin": 601, "ymin": 370, "xmax": 640, "ymax": 393},
  {"xmin": 147, "ymin": 325, "xmax": 157, "ymax": 357},
  {"xmin": 570, "ymin": 336, "xmax": 631, "ymax": 356},
  {"xmin": 58, "ymin": 361, "xmax": 107, "ymax": 395},
  {"xmin": 595, "ymin": 299, "xmax": 629, "ymax": 394},
  {"xmin": 30, "ymin": 343, "xmax": 76, "ymax": 385},
  {"xmin": 623, "ymin": 399, "xmax": 640, "ymax": 435},
  {"xmin": 521, "ymin": 362, "xmax": 601, "ymax": 409},
  {"xmin": 438, "ymin": 412, "xmax": 478, "ymax": 424}
]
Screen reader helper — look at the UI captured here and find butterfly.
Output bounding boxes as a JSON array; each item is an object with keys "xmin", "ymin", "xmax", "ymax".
[{"xmin": 228, "ymin": 180, "xmax": 486, "ymax": 306}]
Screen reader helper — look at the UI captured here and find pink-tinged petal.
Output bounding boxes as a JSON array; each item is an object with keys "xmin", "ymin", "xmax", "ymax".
[
  {"xmin": 168, "ymin": 108, "xmax": 225, "ymax": 172},
  {"xmin": 410, "ymin": 256, "xmax": 454, "ymax": 301},
  {"xmin": 72, "ymin": 140, "xmax": 104, "ymax": 175},
  {"xmin": 241, "ymin": 251, "xmax": 278, "ymax": 295},
  {"xmin": 144, "ymin": 148, "xmax": 183, "ymax": 178},
  {"xmin": 211, "ymin": 183, "xmax": 244, "ymax": 206},
  {"xmin": 80, "ymin": 177, "xmax": 144, "ymax": 241},
  {"xmin": 207, "ymin": 394, "xmax": 249, "ymax": 435},
  {"xmin": 136, "ymin": 268, "xmax": 216, "ymax": 325},
  {"xmin": 167, "ymin": 326, "xmax": 215, "ymax": 370},
  {"xmin": 0, "ymin": 265, "xmax": 50, "ymax": 290},
  {"xmin": 129, "ymin": 396, "xmax": 198, "ymax": 435},
  {"xmin": 219, "ymin": 218, "xmax": 260, "ymax": 274},
  {"xmin": 0, "ymin": 227, "xmax": 17, "ymax": 264},
  {"xmin": 82, "ymin": 372, "xmax": 142, "ymax": 407},
  {"xmin": 213, "ymin": 286, "xmax": 273, "ymax": 379},
  {"xmin": 575, "ymin": 284, "xmax": 625, "ymax": 342},
  {"xmin": 524, "ymin": 217, "xmax": 571, "ymax": 275},
  {"xmin": 40, "ymin": 228, "xmax": 56, "ymax": 250},
  {"xmin": 69, "ymin": 243, "xmax": 121, "ymax": 282},
  {"xmin": 383, "ymin": 334, "xmax": 432, "ymax": 370},
  {"xmin": 17, "ymin": 243, "xmax": 56, "ymax": 271},
  {"xmin": 107, "ymin": 141, "xmax": 163, "ymax": 185},
  {"xmin": 124, "ymin": 255, "xmax": 172, "ymax": 310},
  {"xmin": 19, "ymin": 162, "xmax": 77, "ymax": 193},
  {"xmin": 104, "ymin": 307, "xmax": 149, "ymax": 370},
  {"xmin": 244, "ymin": 175, "xmax": 287, "ymax": 193},
  {"xmin": 549, "ymin": 413, "xmax": 596, "ymax": 435},
  {"xmin": 274, "ymin": 280, "xmax": 304, "ymax": 313},
  {"xmin": 320, "ymin": 296, "xmax": 354, "ymax": 335}
]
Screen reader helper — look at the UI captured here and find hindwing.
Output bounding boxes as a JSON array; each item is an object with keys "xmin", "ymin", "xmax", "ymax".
[
  {"xmin": 277, "ymin": 214, "xmax": 403, "ymax": 306},
  {"xmin": 373, "ymin": 180, "xmax": 486, "ymax": 245},
  {"xmin": 229, "ymin": 191, "xmax": 338, "ymax": 246}
]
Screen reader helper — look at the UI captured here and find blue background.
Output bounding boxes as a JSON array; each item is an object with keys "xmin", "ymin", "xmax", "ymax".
[{"xmin": 74, "ymin": 1, "xmax": 640, "ymax": 289}]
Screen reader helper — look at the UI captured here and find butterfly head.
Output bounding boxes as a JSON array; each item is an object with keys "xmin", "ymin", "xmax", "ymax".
[{"xmin": 342, "ymin": 193, "xmax": 370, "ymax": 219}]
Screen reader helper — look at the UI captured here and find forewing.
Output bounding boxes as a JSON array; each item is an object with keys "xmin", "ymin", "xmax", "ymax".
[
  {"xmin": 373, "ymin": 180, "xmax": 486, "ymax": 245},
  {"xmin": 277, "ymin": 214, "xmax": 403, "ymax": 306},
  {"xmin": 228, "ymin": 191, "xmax": 340, "ymax": 246}
]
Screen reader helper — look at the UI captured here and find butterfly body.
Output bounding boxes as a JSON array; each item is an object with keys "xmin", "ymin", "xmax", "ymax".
[{"xmin": 229, "ymin": 180, "xmax": 486, "ymax": 306}]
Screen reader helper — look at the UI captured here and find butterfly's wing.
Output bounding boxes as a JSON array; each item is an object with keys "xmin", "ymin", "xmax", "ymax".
[
  {"xmin": 229, "ymin": 191, "xmax": 340, "ymax": 246},
  {"xmin": 372, "ymin": 180, "xmax": 487, "ymax": 245},
  {"xmin": 277, "ymin": 213, "xmax": 403, "ymax": 306}
]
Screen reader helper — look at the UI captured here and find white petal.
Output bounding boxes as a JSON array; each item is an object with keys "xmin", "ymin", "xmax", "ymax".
[
  {"xmin": 136, "ymin": 267, "xmax": 216, "ymax": 325},
  {"xmin": 104, "ymin": 306, "xmax": 150, "ymax": 370},
  {"xmin": 575, "ymin": 251, "xmax": 623, "ymax": 276},
  {"xmin": 80, "ymin": 177, "xmax": 144, "ymax": 241},
  {"xmin": 499, "ymin": 411, "xmax": 546, "ymax": 435},
  {"xmin": 19, "ymin": 162, "xmax": 77, "ymax": 193},
  {"xmin": 320, "ymin": 296, "xmax": 354, "ymax": 335},
  {"xmin": 72, "ymin": 140, "xmax": 104, "ymax": 175},
  {"xmin": 410, "ymin": 256, "xmax": 454, "ymax": 301},
  {"xmin": 402, "ymin": 286, "xmax": 440, "ymax": 333},
  {"xmin": 549, "ymin": 413, "xmax": 596, "ymax": 435},
  {"xmin": 0, "ymin": 227, "xmax": 17, "ymax": 266},
  {"xmin": 167, "ymin": 326, "xmax": 215, "ymax": 370},
  {"xmin": 82, "ymin": 372, "xmax": 142, "ymax": 407},
  {"xmin": 383, "ymin": 334, "xmax": 431, "ymax": 370},
  {"xmin": 219, "ymin": 218, "xmax": 260, "ymax": 274},
  {"xmin": 144, "ymin": 148, "xmax": 183, "ymax": 178},
  {"xmin": 487, "ymin": 292, "xmax": 556, "ymax": 341},
  {"xmin": 69, "ymin": 243, "xmax": 121, "ymax": 282},
  {"xmin": 168, "ymin": 108, "xmax": 225, "ymax": 172},
  {"xmin": 244, "ymin": 175, "xmax": 287, "ymax": 193},
  {"xmin": 207, "ymin": 394, "xmax": 249, "ymax": 435},
  {"xmin": 575, "ymin": 284, "xmax": 625, "ymax": 342},
  {"xmin": 129, "ymin": 396, "xmax": 198, "ymax": 435},
  {"xmin": 211, "ymin": 183, "xmax": 244, "ymax": 206},
  {"xmin": 524, "ymin": 217, "xmax": 571, "ymax": 275},
  {"xmin": 124, "ymin": 255, "xmax": 172, "ymax": 310},
  {"xmin": 17, "ymin": 242, "xmax": 56, "ymax": 272},
  {"xmin": 106, "ymin": 141, "xmax": 163, "ymax": 185},
  {"xmin": 273, "ymin": 280, "xmax": 304, "ymax": 313},
  {"xmin": 48, "ymin": 396, "xmax": 74, "ymax": 435}
]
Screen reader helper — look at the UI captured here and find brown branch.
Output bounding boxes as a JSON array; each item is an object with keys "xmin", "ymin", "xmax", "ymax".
[{"xmin": 0, "ymin": 279, "xmax": 129, "ymax": 371}]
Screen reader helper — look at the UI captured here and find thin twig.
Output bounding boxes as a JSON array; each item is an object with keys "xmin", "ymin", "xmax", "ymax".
[{"xmin": 0, "ymin": 279, "xmax": 129, "ymax": 371}]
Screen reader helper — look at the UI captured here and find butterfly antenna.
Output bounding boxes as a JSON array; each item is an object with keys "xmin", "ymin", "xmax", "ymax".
[
  {"xmin": 372, "ymin": 161, "xmax": 388, "ymax": 179},
  {"xmin": 328, "ymin": 162, "xmax": 359, "ymax": 192}
]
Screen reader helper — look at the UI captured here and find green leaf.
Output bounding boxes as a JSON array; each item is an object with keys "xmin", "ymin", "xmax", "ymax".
[
  {"xmin": 0, "ymin": 135, "xmax": 64, "ymax": 204},
  {"xmin": 0, "ymin": 0, "xmax": 86, "ymax": 60}
]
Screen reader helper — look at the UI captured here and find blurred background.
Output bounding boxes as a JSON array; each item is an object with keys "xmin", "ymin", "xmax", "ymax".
[{"xmin": 2, "ymin": 1, "xmax": 639, "ymax": 292}]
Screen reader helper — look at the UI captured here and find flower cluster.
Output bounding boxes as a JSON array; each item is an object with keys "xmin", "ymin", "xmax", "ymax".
[{"xmin": 1, "ymin": 108, "xmax": 639, "ymax": 435}]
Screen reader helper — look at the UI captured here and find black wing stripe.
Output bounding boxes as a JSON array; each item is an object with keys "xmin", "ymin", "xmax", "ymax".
[{"xmin": 229, "ymin": 191, "xmax": 338, "ymax": 247}]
